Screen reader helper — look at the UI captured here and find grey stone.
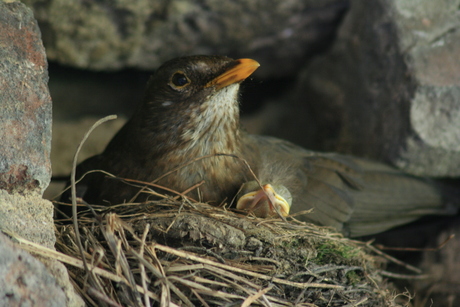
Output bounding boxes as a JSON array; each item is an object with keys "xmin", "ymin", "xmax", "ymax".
[
  {"xmin": 0, "ymin": 0, "xmax": 54, "ymax": 247},
  {"xmin": 22, "ymin": 0, "xmax": 348, "ymax": 77},
  {"xmin": 0, "ymin": 190, "xmax": 55, "ymax": 248},
  {"xmin": 0, "ymin": 0, "xmax": 52, "ymax": 194},
  {"xmin": 40, "ymin": 258, "xmax": 85, "ymax": 307},
  {"xmin": 288, "ymin": 0, "xmax": 460, "ymax": 177},
  {"xmin": 0, "ymin": 232, "xmax": 66, "ymax": 307},
  {"xmin": 0, "ymin": 2, "xmax": 84, "ymax": 306},
  {"xmin": 392, "ymin": 0, "xmax": 460, "ymax": 176}
]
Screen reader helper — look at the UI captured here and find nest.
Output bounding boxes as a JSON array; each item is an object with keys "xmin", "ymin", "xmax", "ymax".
[{"xmin": 52, "ymin": 198, "xmax": 408, "ymax": 307}]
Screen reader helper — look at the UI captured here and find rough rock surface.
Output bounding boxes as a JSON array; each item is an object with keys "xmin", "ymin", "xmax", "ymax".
[
  {"xmin": 286, "ymin": 0, "xmax": 460, "ymax": 177},
  {"xmin": 22, "ymin": 0, "xmax": 348, "ymax": 77},
  {"xmin": 0, "ymin": 2, "xmax": 83, "ymax": 306},
  {"xmin": 391, "ymin": 0, "xmax": 460, "ymax": 176},
  {"xmin": 0, "ymin": 190, "xmax": 55, "ymax": 248},
  {"xmin": 0, "ymin": 232, "xmax": 66, "ymax": 307},
  {"xmin": 0, "ymin": 0, "xmax": 54, "ymax": 250},
  {"xmin": 0, "ymin": 0, "xmax": 52, "ymax": 194}
]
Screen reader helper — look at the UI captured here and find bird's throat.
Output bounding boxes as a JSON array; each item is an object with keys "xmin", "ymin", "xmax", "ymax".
[{"xmin": 180, "ymin": 83, "xmax": 241, "ymax": 156}]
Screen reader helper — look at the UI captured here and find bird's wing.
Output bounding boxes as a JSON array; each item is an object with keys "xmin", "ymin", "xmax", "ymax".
[{"xmin": 247, "ymin": 135, "xmax": 454, "ymax": 237}]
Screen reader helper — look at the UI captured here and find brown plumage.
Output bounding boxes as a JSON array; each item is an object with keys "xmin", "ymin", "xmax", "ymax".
[{"xmin": 64, "ymin": 55, "xmax": 459, "ymax": 237}]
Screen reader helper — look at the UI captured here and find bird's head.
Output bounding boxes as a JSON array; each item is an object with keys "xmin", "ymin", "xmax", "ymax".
[
  {"xmin": 138, "ymin": 55, "xmax": 260, "ymax": 153},
  {"xmin": 144, "ymin": 55, "xmax": 259, "ymax": 105}
]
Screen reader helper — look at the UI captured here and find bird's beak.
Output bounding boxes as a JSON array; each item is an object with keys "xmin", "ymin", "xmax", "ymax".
[
  {"xmin": 236, "ymin": 183, "xmax": 291, "ymax": 218},
  {"xmin": 206, "ymin": 58, "xmax": 260, "ymax": 90}
]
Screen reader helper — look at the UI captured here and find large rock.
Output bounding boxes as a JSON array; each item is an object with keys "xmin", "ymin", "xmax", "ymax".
[
  {"xmin": 0, "ymin": 0, "xmax": 53, "ymax": 243},
  {"xmin": 0, "ymin": 1, "xmax": 83, "ymax": 306},
  {"xmin": 0, "ymin": 0, "xmax": 51, "ymax": 194},
  {"xmin": 287, "ymin": 0, "xmax": 460, "ymax": 177},
  {"xmin": 0, "ymin": 233, "xmax": 66, "ymax": 307},
  {"xmin": 391, "ymin": 0, "xmax": 460, "ymax": 176},
  {"xmin": 22, "ymin": 0, "xmax": 348, "ymax": 77}
]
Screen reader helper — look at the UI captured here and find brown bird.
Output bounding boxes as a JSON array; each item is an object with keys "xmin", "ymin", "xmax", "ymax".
[{"xmin": 64, "ymin": 55, "xmax": 459, "ymax": 237}]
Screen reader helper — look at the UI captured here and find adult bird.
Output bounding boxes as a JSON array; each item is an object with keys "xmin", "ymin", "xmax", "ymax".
[{"xmin": 63, "ymin": 55, "xmax": 459, "ymax": 237}]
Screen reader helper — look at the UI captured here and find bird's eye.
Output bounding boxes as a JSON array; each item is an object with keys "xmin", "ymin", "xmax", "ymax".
[{"xmin": 170, "ymin": 72, "xmax": 190, "ymax": 88}]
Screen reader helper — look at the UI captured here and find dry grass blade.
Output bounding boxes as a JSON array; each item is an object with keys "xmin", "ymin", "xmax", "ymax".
[
  {"xmin": 70, "ymin": 115, "xmax": 117, "ymax": 274},
  {"xmin": 138, "ymin": 224, "xmax": 151, "ymax": 307},
  {"xmin": 241, "ymin": 284, "xmax": 273, "ymax": 307}
]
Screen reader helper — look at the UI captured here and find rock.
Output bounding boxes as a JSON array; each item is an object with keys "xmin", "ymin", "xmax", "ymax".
[
  {"xmin": 286, "ymin": 0, "xmax": 460, "ymax": 177},
  {"xmin": 0, "ymin": 2, "xmax": 84, "ymax": 306},
  {"xmin": 22, "ymin": 0, "xmax": 348, "ymax": 77},
  {"xmin": 0, "ymin": 0, "xmax": 52, "ymax": 194},
  {"xmin": 0, "ymin": 190, "xmax": 55, "ymax": 248},
  {"xmin": 0, "ymin": 0, "xmax": 54, "ymax": 249},
  {"xmin": 40, "ymin": 258, "xmax": 85, "ymax": 307},
  {"xmin": 0, "ymin": 232, "xmax": 66, "ymax": 307},
  {"xmin": 391, "ymin": 0, "xmax": 460, "ymax": 176}
]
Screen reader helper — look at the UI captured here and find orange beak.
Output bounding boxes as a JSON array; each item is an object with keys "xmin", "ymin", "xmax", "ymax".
[
  {"xmin": 236, "ymin": 184, "xmax": 291, "ymax": 218},
  {"xmin": 206, "ymin": 58, "xmax": 260, "ymax": 90}
]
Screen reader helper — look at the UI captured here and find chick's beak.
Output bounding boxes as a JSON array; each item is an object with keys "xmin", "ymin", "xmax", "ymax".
[
  {"xmin": 206, "ymin": 58, "xmax": 260, "ymax": 90},
  {"xmin": 237, "ymin": 184, "xmax": 291, "ymax": 218}
]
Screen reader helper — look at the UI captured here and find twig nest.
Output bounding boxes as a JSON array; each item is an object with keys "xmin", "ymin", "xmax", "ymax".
[{"xmin": 55, "ymin": 200, "xmax": 406, "ymax": 306}]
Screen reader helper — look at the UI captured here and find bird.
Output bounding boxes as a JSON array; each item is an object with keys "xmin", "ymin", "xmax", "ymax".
[{"xmin": 62, "ymin": 55, "xmax": 459, "ymax": 238}]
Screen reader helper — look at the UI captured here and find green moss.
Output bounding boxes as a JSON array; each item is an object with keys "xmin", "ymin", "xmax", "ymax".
[
  {"xmin": 313, "ymin": 241, "xmax": 361, "ymax": 265},
  {"xmin": 281, "ymin": 238, "xmax": 300, "ymax": 248},
  {"xmin": 345, "ymin": 271, "xmax": 361, "ymax": 286}
]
